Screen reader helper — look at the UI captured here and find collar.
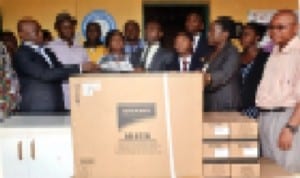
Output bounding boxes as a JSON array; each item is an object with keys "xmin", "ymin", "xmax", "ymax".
[
  {"xmin": 53, "ymin": 38, "xmax": 79, "ymax": 47},
  {"xmin": 193, "ymin": 32, "xmax": 202, "ymax": 38},
  {"xmin": 180, "ymin": 55, "xmax": 192, "ymax": 63},
  {"xmin": 23, "ymin": 41, "xmax": 42, "ymax": 49},
  {"xmin": 146, "ymin": 41, "xmax": 160, "ymax": 47},
  {"xmin": 125, "ymin": 39, "xmax": 144, "ymax": 47},
  {"xmin": 273, "ymin": 36, "xmax": 300, "ymax": 54}
]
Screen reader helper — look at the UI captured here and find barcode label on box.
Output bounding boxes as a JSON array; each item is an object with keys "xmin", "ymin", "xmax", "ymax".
[
  {"xmin": 214, "ymin": 148, "xmax": 229, "ymax": 158},
  {"xmin": 214, "ymin": 127, "xmax": 230, "ymax": 136},
  {"xmin": 243, "ymin": 148, "xmax": 258, "ymax": 157},
  {"xmin": 82, "ymin": 83, "xmax": 101, "ymax": 96}
]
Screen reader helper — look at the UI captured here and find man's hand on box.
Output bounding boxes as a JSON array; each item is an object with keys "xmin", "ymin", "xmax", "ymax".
[{"xmin": 82, "ymin": 62, "xmax": 98, "ymax": 73}]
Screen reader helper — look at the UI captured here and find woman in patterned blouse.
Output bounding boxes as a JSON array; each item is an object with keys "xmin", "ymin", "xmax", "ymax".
[
  {"xmin": 0, "ymin": 31, "xmax": 19, "ymax": 114},
  {"xmin": 239, "ymin": 22, "xmax": 269, "ymax": 118}
]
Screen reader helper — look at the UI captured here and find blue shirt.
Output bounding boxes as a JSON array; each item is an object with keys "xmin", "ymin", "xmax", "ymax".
[{"xmin": 124, "ymin": 40, "xmax": 144, "ymax": 54}]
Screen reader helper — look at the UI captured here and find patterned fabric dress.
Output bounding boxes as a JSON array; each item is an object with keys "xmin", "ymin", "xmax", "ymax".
[
  {"xmin": 240, "ymin": 60, "xmax": 259, "ymax": 118},
  {"xmin": 0, "ymin": 42, "xmax": 19, "ymax": 119}
]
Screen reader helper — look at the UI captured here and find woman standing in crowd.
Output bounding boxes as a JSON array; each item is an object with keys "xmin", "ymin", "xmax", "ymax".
[
  {"xmin": 203, "ymin": 17, "xmax": 241, "ymax": 111},
  {"xmin": 99, "ymin": 30, "xmax": 134, "ymax": 72},
  {"xmin": 84, "ymin": 22, "xmax": 107, "ymax": 63},
  {"xmin": 240, "ymin": 22, "xmax": 269, "ymax": 118}
]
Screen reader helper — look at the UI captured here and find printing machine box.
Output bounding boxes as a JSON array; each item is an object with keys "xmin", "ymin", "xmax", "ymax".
[{"xmin": 70, "ymin": 73, "xmax": 203, "ymax": 178}]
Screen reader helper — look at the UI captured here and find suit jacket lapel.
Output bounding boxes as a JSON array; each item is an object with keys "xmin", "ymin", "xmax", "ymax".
[
  {"xmin": 149, "ymin": 47, "xmax": 161, "ymax": 70},
  {"xmin": 208, "ymin": 43, "xmax": 230, "ymax": 71},
  {"xmin": 44, "ymin": 48, "xmax": 58, "ymax": 66},
  {"xmin": 23, "ymin": 45, "xmax": 48, "ymax": 65},
  {"xmin": 176, "ymin": 57, "xmax": 180, "ymax": 70}
]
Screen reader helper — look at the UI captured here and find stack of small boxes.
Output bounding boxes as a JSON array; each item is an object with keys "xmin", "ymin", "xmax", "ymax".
[{"xmin": 203, "ymin": 112, "xmax": 259, "ymax": 178}]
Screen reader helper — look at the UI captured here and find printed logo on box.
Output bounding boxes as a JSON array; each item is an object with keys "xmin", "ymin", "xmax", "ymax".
[{"xmin": 117, "ymin": 103, "xmax": 156, "ymax": 130}]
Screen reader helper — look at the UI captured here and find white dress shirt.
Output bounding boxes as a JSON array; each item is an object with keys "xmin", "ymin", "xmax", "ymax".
[
  {"xmin": 179, "ymin": 55, "xmax": 192, "ymax": 72},
  {"xmin": 47, "ymin": 38, "xmax": 89, "ymax": 110},
  {"xmin": 193, "ymin": 33, "xmax": 201, "ymax": 51}
]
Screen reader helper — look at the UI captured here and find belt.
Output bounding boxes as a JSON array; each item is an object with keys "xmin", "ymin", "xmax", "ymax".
[{"xmin": 259, "ymin": 107, "xmax": 287, "ymax": 112}]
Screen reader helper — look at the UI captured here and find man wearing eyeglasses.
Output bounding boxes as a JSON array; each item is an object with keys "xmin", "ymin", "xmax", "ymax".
[{"xmin": 256, "ymin": 10, "xmax": 300, "ymax": 173}]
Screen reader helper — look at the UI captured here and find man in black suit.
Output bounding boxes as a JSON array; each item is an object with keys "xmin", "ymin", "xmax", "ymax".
[
  {"xmin": 171, "ymin": 32, "xmax": 203, "ymax": 72},
  {"xmin": 13, "ymin": 18, "xmax": 96, "ymax": 112},
  {"xmin": 137, "ymin": 20, "xmax": 175, "ymax": 71},
  {"xmin": 185, "ymin": 12, "xmax": 210, "ymax": 69}
]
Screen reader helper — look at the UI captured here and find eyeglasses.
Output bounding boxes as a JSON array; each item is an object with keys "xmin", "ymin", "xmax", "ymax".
[{"xmin": 268, "ymin": 23, "xmax": 295, "ymax": 31}]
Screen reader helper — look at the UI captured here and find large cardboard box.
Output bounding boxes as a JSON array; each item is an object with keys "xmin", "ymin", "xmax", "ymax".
[
  {"xmin": 203, "ymin": 113, "xmax": 258, "ymax": 140},
  {"xmin": 70, "ymin": 73, "xmax": 203, "ymax": 178}
]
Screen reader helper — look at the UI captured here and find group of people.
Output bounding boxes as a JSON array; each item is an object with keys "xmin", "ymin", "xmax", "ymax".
[{"xmin": 0, "ymin": 9, "xmax": 300, "ymax": 173}]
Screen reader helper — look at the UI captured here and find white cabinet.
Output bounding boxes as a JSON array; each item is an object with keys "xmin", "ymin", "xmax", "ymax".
[
  {"xmin": 0, "ymin": 129, "xmax": 30, "ymax": 178},
  {"xmin": 0, "ymin": 128, "xmax": 73, "ymax": 178}
]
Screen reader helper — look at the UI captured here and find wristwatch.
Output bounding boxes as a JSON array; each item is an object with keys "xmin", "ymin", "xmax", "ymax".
[{"xmin": 285, "ymin": 123, "xmax": 299, "ymax": 134}]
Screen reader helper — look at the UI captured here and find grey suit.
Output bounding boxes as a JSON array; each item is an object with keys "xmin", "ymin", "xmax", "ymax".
[
  {"xmin": 147, "ymin": 47, "xmax": 175, "ymax": 71},
  {"xmin": 204, "ymin": 42, "xmax": 241, "ymax": 111},
  {"xmin": 131, "ymin": 46, "xmax": 175, "ymax": 71}
]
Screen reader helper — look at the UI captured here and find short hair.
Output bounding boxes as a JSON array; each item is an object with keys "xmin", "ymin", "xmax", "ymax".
[
  {"xmin": 84, "ymin": 22, "xmax": 103, "ymax": 46},
  {"xmin": 175, "ymin": 31, "xmax": 193, "ymax": 42},
  {"xmin": 105, "ymin": 29, "xmax": 124, "ymax": 47},
  {"xmin": 86, "ymin": 22, "xmax": 102, "ymax": 34},
  {"xmin": 215, "ymin": 16, "xmax": 236, "ymax": 39},
  {"xmin": 242, "ymin": 22, "xmax": 267, "ymax": 41},
  {"xmin": 54, "ymin": 12, "xmax": 77, "ymax": 30},
  {"xmin": 145, "ymin": 20, "xmax": 163, "ymax": 32},
  {"xmin": 186, "ymin": 11, "xmax": 204, "ymax": 23},
  {"xmin": 124, "ymin": 20, "xmax": 140, "ymax": 31}
]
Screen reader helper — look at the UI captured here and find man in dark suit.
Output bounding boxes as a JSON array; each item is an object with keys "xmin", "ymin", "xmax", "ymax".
[
  {"xmin": 185, "ymin": 12, "xmax": 210, "ymax": 69},
  {"xmin": 13, "ymin": 18, "xmax": 96, "ymax": 112},
  {"xmin": 171, "ymin": 32, "xmax": 203, "ymax": 72},
  {"xmin": 137, "ymin": 20, "xmax": 175, "ymax": 71}
]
